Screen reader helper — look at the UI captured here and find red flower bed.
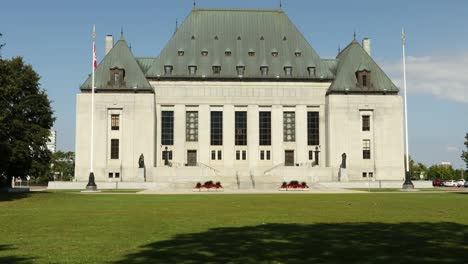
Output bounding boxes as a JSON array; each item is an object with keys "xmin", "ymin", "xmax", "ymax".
[
  {"xmin": 280, "ymin": 181, "xmax": 309, "ymax": 190},
  {"xmin": 194, "ymin": 181, "xmax": 223, "ymax": 190}
]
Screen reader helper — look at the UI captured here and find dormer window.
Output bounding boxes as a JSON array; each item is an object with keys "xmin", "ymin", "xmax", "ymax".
[
  {"xmin": 284, "ymin": 66, "xmax": 293, "ymax": 76},
  {"xmin": 188, "ymin": 65, "xmax": 197, "ymax": 75},
  {"xmin": 260, "ymin": 66, "xmax": 269, "ymax": 76},
  {"xmin": 164, "ymin": 65, "xmax": 173, "ymax": 75},
  {"xmin": 307, "ymin": 66, "xmax": 316, "ymax": 77},
  {"xmin": 236, "ymin": 66, "xmax": 245, "ymax": 76},
  {"xmin": 212, "ymin": 66, "xmax": 221, "ymax": 75},
  {"xmin": 248, "ymin": 51, "xmax": 255, "ymax": 57},
  {"xmin": 178, "ymin": 50, "xmax": 184, "ymax": 56},
  {"xmin": 108, "ymin": 67, "xmax": 125, "ymax": 87},
  {"xmin": 271, "ymin": 51, "xmax": 279, "ymax": 57},
  {"xmin": 225, "ymin": 50, "xmax": 232, "ymax": 56},
  {"xmin": 294, "ymin": 51, "xmax": 302, "ymax": 57},
  {"xmin": 356, "ymin": 70, "xmax": 371, "ymax": 88},
  {"xmin": 201, "ymin": 50, "xmax": 208, "ymax": 56},
  {"xmin": 114, "ymin": 72, "xmax": 120, "ymax": 83}
]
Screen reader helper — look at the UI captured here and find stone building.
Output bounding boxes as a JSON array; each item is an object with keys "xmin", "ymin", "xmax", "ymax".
[{"xmin": 75, "ymin": 8, "xmax": 405, "ymax": 188}]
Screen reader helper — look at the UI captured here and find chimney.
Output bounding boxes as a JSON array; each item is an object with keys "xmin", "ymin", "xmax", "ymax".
[
  {"xmin": 105, "ymin": 35, "xmax": 114, "ymax": 55},
  {"xmin": 362, "ymin": 38, "xmax": 371, "ymax": 56}
]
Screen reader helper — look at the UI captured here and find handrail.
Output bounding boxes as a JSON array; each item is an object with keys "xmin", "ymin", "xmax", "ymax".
[
  {"xmin": 263, "ymin": 163, "xmax": 284, "ymax": 175},
  {"xmin": 197, "ymin": 162, "xmax": 221, "ymax": 177}
]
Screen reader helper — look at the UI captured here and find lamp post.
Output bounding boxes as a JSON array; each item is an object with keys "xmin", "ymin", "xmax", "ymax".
[
  {"xmin": 163, "ymin": 146, "xmax": 170, "ymax": 166},
  {"xmin": 314, "ymin": 146, "xmax": 320, "ymax": 166}
]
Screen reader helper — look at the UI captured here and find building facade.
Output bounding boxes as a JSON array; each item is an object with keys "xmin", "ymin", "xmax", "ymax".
[
  {"xmin": 47, "ymin": 130, "xmax": 56, "ymax": 153},
  {"xmin": 75, "ymin": 9, "xmax": 405, "ymax": 187}
]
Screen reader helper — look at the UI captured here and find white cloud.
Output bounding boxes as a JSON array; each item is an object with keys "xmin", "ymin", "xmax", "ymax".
[{"xmin": 380, "ymin": 53, "xmax": 468, "ymax": 103}]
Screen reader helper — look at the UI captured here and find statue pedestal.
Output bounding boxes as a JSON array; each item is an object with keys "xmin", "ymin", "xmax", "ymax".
[
  {"xmin": 339, "ymin": 168, "xmax": 348, "ymax": 182},
  {"xmin": 138, "ymin": 167, "xmax": 146, "ymax": 182}
]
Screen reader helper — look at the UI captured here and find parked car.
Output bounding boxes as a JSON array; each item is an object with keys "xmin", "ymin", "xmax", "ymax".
[
  {"xmin": 432, "ymin": 179, "xmax": 444, "ymax": 187},
  {"xmin": 443, "ymin": 180, "xmax": 458, "ymax": 187},
  {"xmin": 465, "ymin": 181, "xmax": 468, "ymax": 188},
  {"xmin": 456, "ymin": 179, "xmax": 466, "ymax": 187}
]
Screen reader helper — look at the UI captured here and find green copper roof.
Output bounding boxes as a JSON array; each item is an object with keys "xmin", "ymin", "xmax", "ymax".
[
  {"xmin": 81, "ymin": 38, "xmax": 152, "ymax": 90},
  {"xmin": 146, "ymin": 8, "xmax": 334, "ymax": 79},
  {"xmin": 329, "ymin": 40, "xmax": 399, "ymax": 93}
]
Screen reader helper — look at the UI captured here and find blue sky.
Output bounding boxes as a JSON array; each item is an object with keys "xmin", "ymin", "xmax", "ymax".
[{"xmin": 1, "ymin": 0, "xmax": 467, "ymax": 168}]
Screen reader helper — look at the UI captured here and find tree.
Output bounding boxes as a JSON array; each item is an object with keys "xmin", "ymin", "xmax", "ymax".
[
  {"xmin": 427, "ymin": 164, "xmax": 455, "ymax": 180},
  {"xmin": 462, "ymin": 133, "xmax": 468, "ymax": 169},
  {"xmin": 0, "ymin": 41, "xmax": 54, "ymax": 188},
  {"xmin": 49, "ymin": 151, "xmax": 75, "ymax": 182}
]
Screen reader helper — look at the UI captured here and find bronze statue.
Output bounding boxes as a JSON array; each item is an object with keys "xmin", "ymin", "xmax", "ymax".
[{"xmin": 138, "ymin": 154, "xmax": 145, "ymax": 168}]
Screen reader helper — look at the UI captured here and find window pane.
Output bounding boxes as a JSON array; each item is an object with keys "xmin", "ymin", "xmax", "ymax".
[
  {"xmin": 217, "ymin": 150, "xmax": 222, "ymax": 160},
  {"xmin": 307, "ymin": 112, "xmax": 319, "ymax": 145},
  {"xmin": 363, "ymin": 140, "xmax": 371, "ymax": 159},
  {"xmin": 111, "ymin": 114, "xmax": 120, "ymax": 130},
  {"xmin": 242, "ymin": 150, "xmax": 246, "ymax": 160},
  {"xmin": 266, "ymin": 150, "xmax": 271, "ymax": 160},
  {"xmin": 236, "ymin": 150, "xmax": 240, "ymax": 160},
  {"xmin": 210, "ymin": 111, "xmax": 223, "ymax": 145},
  {"xmin": 259, "ymin": 112, "xmax": 271, "ymax": 145},
  {"xmin": 186, "ymin": 111, "xmax": 198, "ymax": 142},
  {"xmin": 111, "ymin": 139, "xmax": 119, "ymax": 159},
  {"xmin": 283, "ymin": 112, "xmax": 295, "ymax": 142},
  {"xmin": 362, "ymin": 115, "xmax": 370, "ymax": 131},
  {"xmin": 235, "ymin": 111, "xmax": 247, "ymax": 145},
  {"xmin": 161, "ymin": 111, "xmax": 174, "ymax": 145}
]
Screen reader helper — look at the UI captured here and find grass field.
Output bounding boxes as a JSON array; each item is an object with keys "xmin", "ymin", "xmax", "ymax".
[{"xmin": 1, "ymin": 191, "xmax": 467, "ymax": 263}]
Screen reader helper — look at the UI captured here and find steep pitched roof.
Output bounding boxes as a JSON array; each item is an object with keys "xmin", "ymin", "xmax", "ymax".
[
  {"xmin": 81, "ymin": 37, "xmax": 152, "ymax": 90},
  {"xmin": 328, "ymin": 40, "xmax": 399, "ymax": 93},
  {"xmin": 146, "ymin": 8, "xmax": 334, "ymax": 80}
]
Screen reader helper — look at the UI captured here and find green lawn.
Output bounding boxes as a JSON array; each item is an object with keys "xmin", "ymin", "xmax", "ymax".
[{"xmin": 1, "ymin": 191, "xmax": 467, "ymax": 263}]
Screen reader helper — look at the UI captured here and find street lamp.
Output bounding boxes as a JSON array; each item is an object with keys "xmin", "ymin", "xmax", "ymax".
[{"xmin": 314, "ymin": 146, "xmax": 320, "ymax": 166}]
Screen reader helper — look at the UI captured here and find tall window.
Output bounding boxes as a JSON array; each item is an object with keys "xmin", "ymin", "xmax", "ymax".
[
  {"xmin": 259, "ymin": 111, "xmax": 271, "ymax": 146},
  {"xmin": 111, "ymin": 114, "xmax": 120, "ymax": 131},
  {"xmin": 283, "ymin": 112, "xmax": 295, "ymax": 142},
  {"xmin": 362, "ymin": 115, "xmax": 370, "ymax": 131},
  {"xmin": 210, "ymin": 111, "xmax": 223, "ymax": 145},
  {"xmin": 186, "ymin": 111, "xmax": 198, "ymax": 142},
  {"xmin": 110, "ymin": 139, "xmax": 119, "ymax": 159},
  {"xmin": 363, "ymin": 140, "xmax": 371, "ymax": 159},
  {"xmin": 161, "ymin": 111, "xmax": 174, "ymax": 145},
  {"xmin": 235, "ymin": 111, "xmax": 247, "ymax": 146},
  {"xmin": 307, "ymin": 112, "xmax": 319, "ymax": 145}
]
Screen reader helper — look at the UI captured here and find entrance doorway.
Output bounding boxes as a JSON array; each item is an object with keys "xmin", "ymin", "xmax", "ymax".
[
  {"xmin": 187, "ymin": 150, "xmax": 197, "ymax": 166},
  {"xmin": 285, "ymin": 150, "xmax": 294, "ymax": 166}
]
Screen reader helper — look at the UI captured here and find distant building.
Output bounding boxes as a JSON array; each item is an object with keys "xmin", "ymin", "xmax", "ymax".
[
  {"xmin": 47, "ymin": 130, "xmax": 56, "ymax": 153},
  {"xmin": 75, "ymin": 8, "xmax": 405, "ymax": 185},
  {"xmin": 439, "ymin": 162, "xmax": 452, "ymax": 168}
]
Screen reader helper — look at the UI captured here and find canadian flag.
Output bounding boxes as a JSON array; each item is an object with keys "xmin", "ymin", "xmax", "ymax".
[
  {"xmin": 93, "ymin": 25, "xmax": 97, "ymax": 69},
  {"xmin": 93, "ymin": 43, "xmax": 97, "ymax": 69}
]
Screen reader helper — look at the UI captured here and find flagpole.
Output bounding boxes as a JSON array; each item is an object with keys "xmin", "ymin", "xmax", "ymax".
[
  {"xmin": 86, "ymin": 24, "xmax": 97, "ymax": 190},
  {"xmin": 402, "ymin": 28, "xmax": 414, "ymax": 189}
]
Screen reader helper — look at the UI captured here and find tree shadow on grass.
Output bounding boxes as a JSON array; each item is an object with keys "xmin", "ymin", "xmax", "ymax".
[
  {"xmin": 114, "ymin": 222, "xmax": 467, "ymax": 264},
  {"xmin": 0, "ymin": 191, "xmax": 30, "ymax": 202},
  {"xmin": 0, "ymin": 245, "xmax": 34, "ymax": 264}
]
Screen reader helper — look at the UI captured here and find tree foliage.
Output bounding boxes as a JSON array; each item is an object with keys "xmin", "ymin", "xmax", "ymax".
[
  {"xmin": 0, "ymin": 47, "xmax": 54, "ymax": 188},
  {"xmin": 50, "ymin": 151, "xmax": 75, "ymax": 181},
  {"xmin": 462, "ymin": 133, "xmax": 468, "ymax": 169},
  {"xmin": 427, "ymin": 164, "xmax": 455, "ymax": 180}
]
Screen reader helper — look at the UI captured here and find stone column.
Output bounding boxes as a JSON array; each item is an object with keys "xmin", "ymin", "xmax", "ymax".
[
  {"xmin": 247, "ymin": 105, "xmax": 259, "ymax": 168},
  {"xmin": 223, "ymin": 105, "xmax": 235, "ymax": 168}
]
